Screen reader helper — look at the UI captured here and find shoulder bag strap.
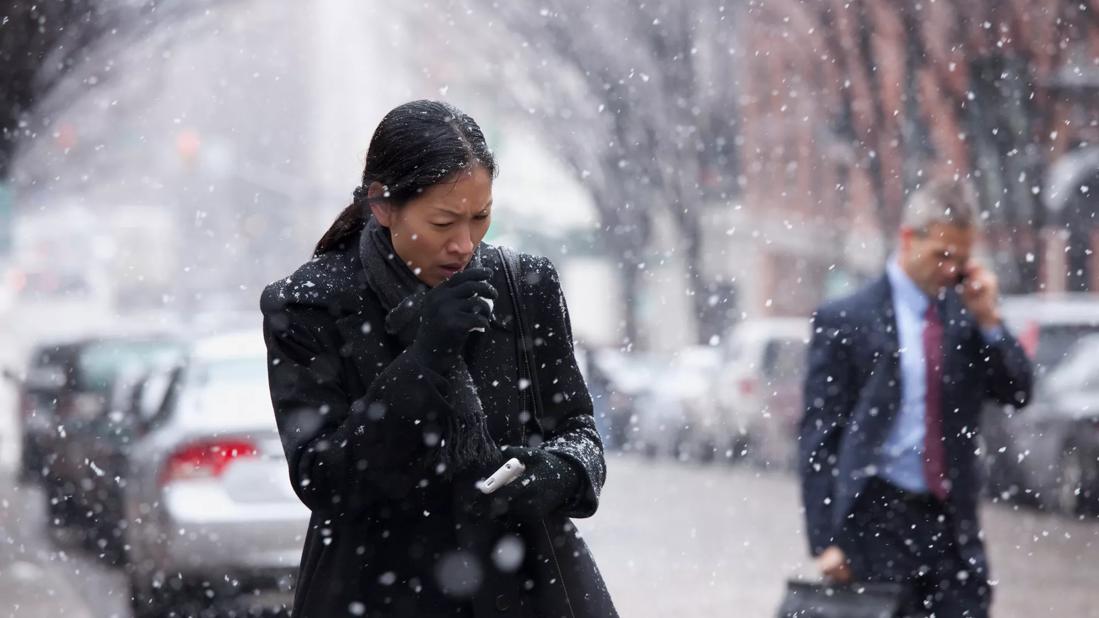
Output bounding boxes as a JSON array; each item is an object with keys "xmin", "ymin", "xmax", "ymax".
[{"xmin": 496, "ymin": 246, "xmax": 544, "ymax": 428}]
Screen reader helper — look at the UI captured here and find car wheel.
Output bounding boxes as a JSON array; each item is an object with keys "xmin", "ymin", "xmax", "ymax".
[
  {"xmin": 1056, "ymin": 444, "xmax": 1094, "ymax": 517},
  {"xmin": 83, "ymin": 489, "xmax": 128, "ymax": 566},
  {"xmin": 18, "ymin": 438, "xmax": 41, "ymax": 485},
  {"xmin": 675, "ymin": 439, "xmax": 707, "ymax": 464},
  {"xmin": 130, "ymin": 571, "xmax": 184, "ymax": 618},
  {"xmin": 674, "ymin": 428, "xmax": 703, "ymax": 463},
  {"xmin": 1070, "ymin": 444, "xmax": 1099, "ymax": 517},
  {"xmin": 723, "ymin": 433, "xmax": 750, "ymax": 465},
  {"xmin": 744, "ymin": 434, "xmax": 774, "ymax": 470},
  {"xmin": 696, "ymin": 439, "xmax": 717, "ymax": 464},
  {"xmin": 45, "ymin": 483, "xmax": 74, "ymax": 528},
  {"xmin": 637, "ymin": 439, "xmax": 658, "ymax": 459},
  {"xmin": 89, "ymin": 521, "xmax": 128, "ymax": 567}
]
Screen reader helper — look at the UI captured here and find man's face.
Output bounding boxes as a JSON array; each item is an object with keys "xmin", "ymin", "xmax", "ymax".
[
  {"xmin": 371, "ymin": 166, "xmax": 493, "ymax": 287},
  {"xmin": 899, "ymin": 222, "xmax": 975, "ymax": 297}
]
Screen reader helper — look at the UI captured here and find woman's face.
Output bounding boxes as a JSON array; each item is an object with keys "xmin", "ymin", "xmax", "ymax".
[{"xmin": 370, "ymin": 165, "xmax": 493, "ymax": 287}]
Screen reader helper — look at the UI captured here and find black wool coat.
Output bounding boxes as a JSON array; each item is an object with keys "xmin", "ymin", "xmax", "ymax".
[{"xmin": 260, "ymin": 232, "xmax": 618, "ymax": 618}]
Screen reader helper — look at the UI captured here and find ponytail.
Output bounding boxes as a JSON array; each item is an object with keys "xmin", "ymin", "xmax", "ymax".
[{"xmin": 313, "ymin": 199, "xmax": 366, "ymax": 256}]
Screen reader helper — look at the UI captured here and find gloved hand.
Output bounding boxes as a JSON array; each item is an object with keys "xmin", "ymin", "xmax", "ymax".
[
  {"xmin": 411, "ymin": 267, "xmax": 498, "ymax": 376},
  {"xmin": 487, "ymin": 446, "xmax": 581, "ymax": 519}
]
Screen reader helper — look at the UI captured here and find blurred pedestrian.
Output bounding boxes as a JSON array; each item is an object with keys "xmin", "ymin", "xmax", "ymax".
[
  {"xmin": 798, "ymin": 178, "xmax": 1034, "ymax": 617},
  {"xmin": 261, "ymin": 100, "xmax": 617, "ymax": 618}
]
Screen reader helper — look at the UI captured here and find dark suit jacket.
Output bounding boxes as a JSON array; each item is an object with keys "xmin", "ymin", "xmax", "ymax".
[{"xmin": 798, "ymin": 274, "xmax": 1033, "ymax": 569}]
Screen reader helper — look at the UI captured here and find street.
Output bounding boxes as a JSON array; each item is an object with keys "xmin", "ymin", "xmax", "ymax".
[
  {"xmin": 1, "ymin": 455, "xmax": 1096, "ymax": 617},
  {"xmin": 2, "ymin": 1, "xmax": 1098, "ymax": 616},
  {"xmin": 584, "ymin": 457, "xmax": 1099, "ymax": 618}
]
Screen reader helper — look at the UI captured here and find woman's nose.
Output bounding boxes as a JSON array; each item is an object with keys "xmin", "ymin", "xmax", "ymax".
[{"xmin": 449, "ymin": 227, "xmax": 475, "ymax": 255}]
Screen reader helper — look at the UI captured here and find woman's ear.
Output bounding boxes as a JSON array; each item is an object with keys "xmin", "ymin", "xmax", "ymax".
[{"xmin": 367, "ymin": 182, "xmax": 393, "ymax": 227}]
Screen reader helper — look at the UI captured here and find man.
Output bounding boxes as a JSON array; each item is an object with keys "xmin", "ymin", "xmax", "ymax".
[{"xmin": 798, "ymin": 179, "xmax": 1033, "ymax": 617}]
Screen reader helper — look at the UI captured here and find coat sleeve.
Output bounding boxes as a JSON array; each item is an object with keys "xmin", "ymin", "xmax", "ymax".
[
  {"xmin": 972, "ymin": 327, "xmax": 1033, "ymax": 409},
  {"xmin": 798, "ymin": 306, "xmax": 856, "ymax": 556},
  {"xmin": 261, "ymin": 285, "xmax": 450, "ymax": 516},
  {"xmin": 524, "ymin": 256, "xmax": 607, "ymax": 519}
]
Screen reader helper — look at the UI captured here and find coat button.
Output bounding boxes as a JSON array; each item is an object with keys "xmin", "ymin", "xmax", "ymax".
[{"xmin": 495, "ymin": 594, "xmax": 511, "ymax": 611}]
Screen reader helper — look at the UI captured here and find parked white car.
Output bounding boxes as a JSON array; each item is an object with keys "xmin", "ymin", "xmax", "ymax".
[
  {"xmin": 123, "ymin": 330, "xmax": 308, "ymax": 617},
  {"xmin": 631, "ymin": 346, "xmax": 724, "ymax": 462},
  {"xmin": 714, "ymin": 318, "xmax": 810, "ymax": 468}
]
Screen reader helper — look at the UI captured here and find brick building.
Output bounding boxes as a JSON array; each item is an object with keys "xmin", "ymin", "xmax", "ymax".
[{"xmin": 734, "ymin": 0, "xmax": 1099, "ymax": 312}]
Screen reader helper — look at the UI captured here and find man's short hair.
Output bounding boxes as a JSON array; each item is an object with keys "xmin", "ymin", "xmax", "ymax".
[{"xmin": 901, "ymin": 178, "xmax": 980, "ymax": 232}]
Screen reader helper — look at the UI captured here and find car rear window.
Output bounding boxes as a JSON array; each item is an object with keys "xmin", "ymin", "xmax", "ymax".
[
  {"xmin": 76, "ymin": 339, "xmax": 184, "ymax": 393},
  {"xmin": 762, "ymin": 338, "xmax": 808, "ymax": 380},
  {"xmin": 176, "ymin": 356, "xmax": 272, "ymax": 426},
  {"xmin": 1043, "ymin": 340, "xmax": 1099, "ymax": 396},
  {"xmin": 1031, "ymin": 324, "xmax": 1099, "ymax": 375}
]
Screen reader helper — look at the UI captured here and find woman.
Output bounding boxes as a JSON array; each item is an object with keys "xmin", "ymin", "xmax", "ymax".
[{"xmin": 261, "ymin": 100, "xmax": 618, "ymax": 618}]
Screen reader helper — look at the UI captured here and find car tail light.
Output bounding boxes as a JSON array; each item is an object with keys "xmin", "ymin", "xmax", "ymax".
[{"xmin": 159, "ymin": 439, "xmax": 258, "ymax": 486}]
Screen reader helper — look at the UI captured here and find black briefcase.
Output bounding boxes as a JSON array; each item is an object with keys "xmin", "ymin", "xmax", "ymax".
[{"xmin": 776, "ymin": 579, "xmax": 915, "ymax": 618}]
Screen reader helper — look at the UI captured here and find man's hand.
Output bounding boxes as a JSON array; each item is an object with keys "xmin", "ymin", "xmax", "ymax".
[
  {"xmin": 817, "ymin": 545, "xmax": 853, "ymax": 584},
  {"xmin": 960, "ymin": 262, "xmax": 1002, "ymax": 330}
]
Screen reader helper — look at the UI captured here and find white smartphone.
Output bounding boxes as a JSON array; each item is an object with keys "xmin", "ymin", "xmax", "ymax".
[
  {"xmin": 469, "ymin": 296, "xmax": 495, "ymax": 333},
  {"xmin": 475, "ymin": 457, "xmax": 526, "ymax": 494}
]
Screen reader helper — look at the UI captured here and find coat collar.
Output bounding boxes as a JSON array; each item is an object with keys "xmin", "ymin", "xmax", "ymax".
[
  {"xmin": 862, "ymin": 274, "xmax": 901, "ymax": 358},
  {"xmin": 864, "ymin": 270, "xmax": 975, "ymax": 387},
  {"xmin": 330, "ymin": 235, "xmax": 519, "ymax": 390},
  {"xmin": 865, "ymin": 271, "xmax": 971, "ymax": 335},
  {"xmin": 315, "ymin": 231, "xmax": 514, "ymax": 329}
]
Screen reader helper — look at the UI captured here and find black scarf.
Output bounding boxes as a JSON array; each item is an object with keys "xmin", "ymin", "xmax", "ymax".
[{"xmin": 359, "ymin": 215, "xmax": 497, "ymax": 474}]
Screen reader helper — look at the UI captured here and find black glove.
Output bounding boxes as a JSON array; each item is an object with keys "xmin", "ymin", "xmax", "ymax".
[
  {"xmin": 411, "ymin": 267, "xmax": 498, "ymax": 376},
  {"xmin": 487, "ymin": 446, "xmax": 582, "ymax": 519}
]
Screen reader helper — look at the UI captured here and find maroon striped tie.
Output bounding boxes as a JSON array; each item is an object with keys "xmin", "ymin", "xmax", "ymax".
[{"xmin": 923, "ymin": 303, "xmax": 949, "ymax": 500}]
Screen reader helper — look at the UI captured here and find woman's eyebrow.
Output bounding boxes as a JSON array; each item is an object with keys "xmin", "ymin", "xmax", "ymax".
[
  {"xmin": 431, "ymin": 202, "xmax": 493, "ymax": 216},
  {"xmin": 430, "ymin": 206, "xmax": 465, "ymax": 217}
]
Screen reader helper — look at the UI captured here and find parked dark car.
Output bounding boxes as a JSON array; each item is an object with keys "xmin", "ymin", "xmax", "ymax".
[
  {"xmin": 983, "ymin": 334, "xmax": 1099, "ymax": 516},
  {"xmin": 34, "ymin": 334, "xmax": 184, "ymax": 548},
  {"xmin": 981, "ymin": 295, "xmax": 1099, "ymax": 516},
  {"xmin": 9, "ymin": 343, "xmax": 67, "ymax": 484}
]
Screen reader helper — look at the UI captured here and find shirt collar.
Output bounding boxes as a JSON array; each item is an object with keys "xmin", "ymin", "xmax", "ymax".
[{"xmin": 886, "ymin": 256, "xmax": 930, "ymax": 315}]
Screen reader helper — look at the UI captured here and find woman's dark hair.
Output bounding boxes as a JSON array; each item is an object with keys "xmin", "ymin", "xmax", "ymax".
[{"xmin": 313, "ymin": 100, "xmax": 498, "ymax": 255}]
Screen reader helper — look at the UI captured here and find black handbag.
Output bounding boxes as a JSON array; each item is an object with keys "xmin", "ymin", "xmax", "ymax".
[
  {"xmin": 496, "ymin": 245, "xmax": 620, "ymax": 618},
  {"xmin": 777, "ymin": 579, "xmax": 917, "ymax": 618}
]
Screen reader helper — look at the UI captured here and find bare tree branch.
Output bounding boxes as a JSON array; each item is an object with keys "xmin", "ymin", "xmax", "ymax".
[{"xmin": 0, "ymin": 0, "xmax": 219, "ymax": 179}]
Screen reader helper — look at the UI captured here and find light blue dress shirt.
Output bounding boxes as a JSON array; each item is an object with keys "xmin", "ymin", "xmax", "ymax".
[
  {"xmin": 879, "ymin": 259, "xmax": 934, "ymax": 493},
  {"xmin": 879, "ymin": 259, "xmax": 1004, "ymax": 493}
]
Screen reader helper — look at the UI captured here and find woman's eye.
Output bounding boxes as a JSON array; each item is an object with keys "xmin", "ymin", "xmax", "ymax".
[
  {"xmin": 431, "ymin": 222, "xmax": 453, "ymax": 228},
  {"xmin": 475, "ymin": 214, "xmax": 490, "ymax": 221}
]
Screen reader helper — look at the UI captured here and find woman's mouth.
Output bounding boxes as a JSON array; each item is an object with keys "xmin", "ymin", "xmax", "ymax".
[{"xmin": 439, "ymin": 263, "xmax": 464, "ymax": 276}]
